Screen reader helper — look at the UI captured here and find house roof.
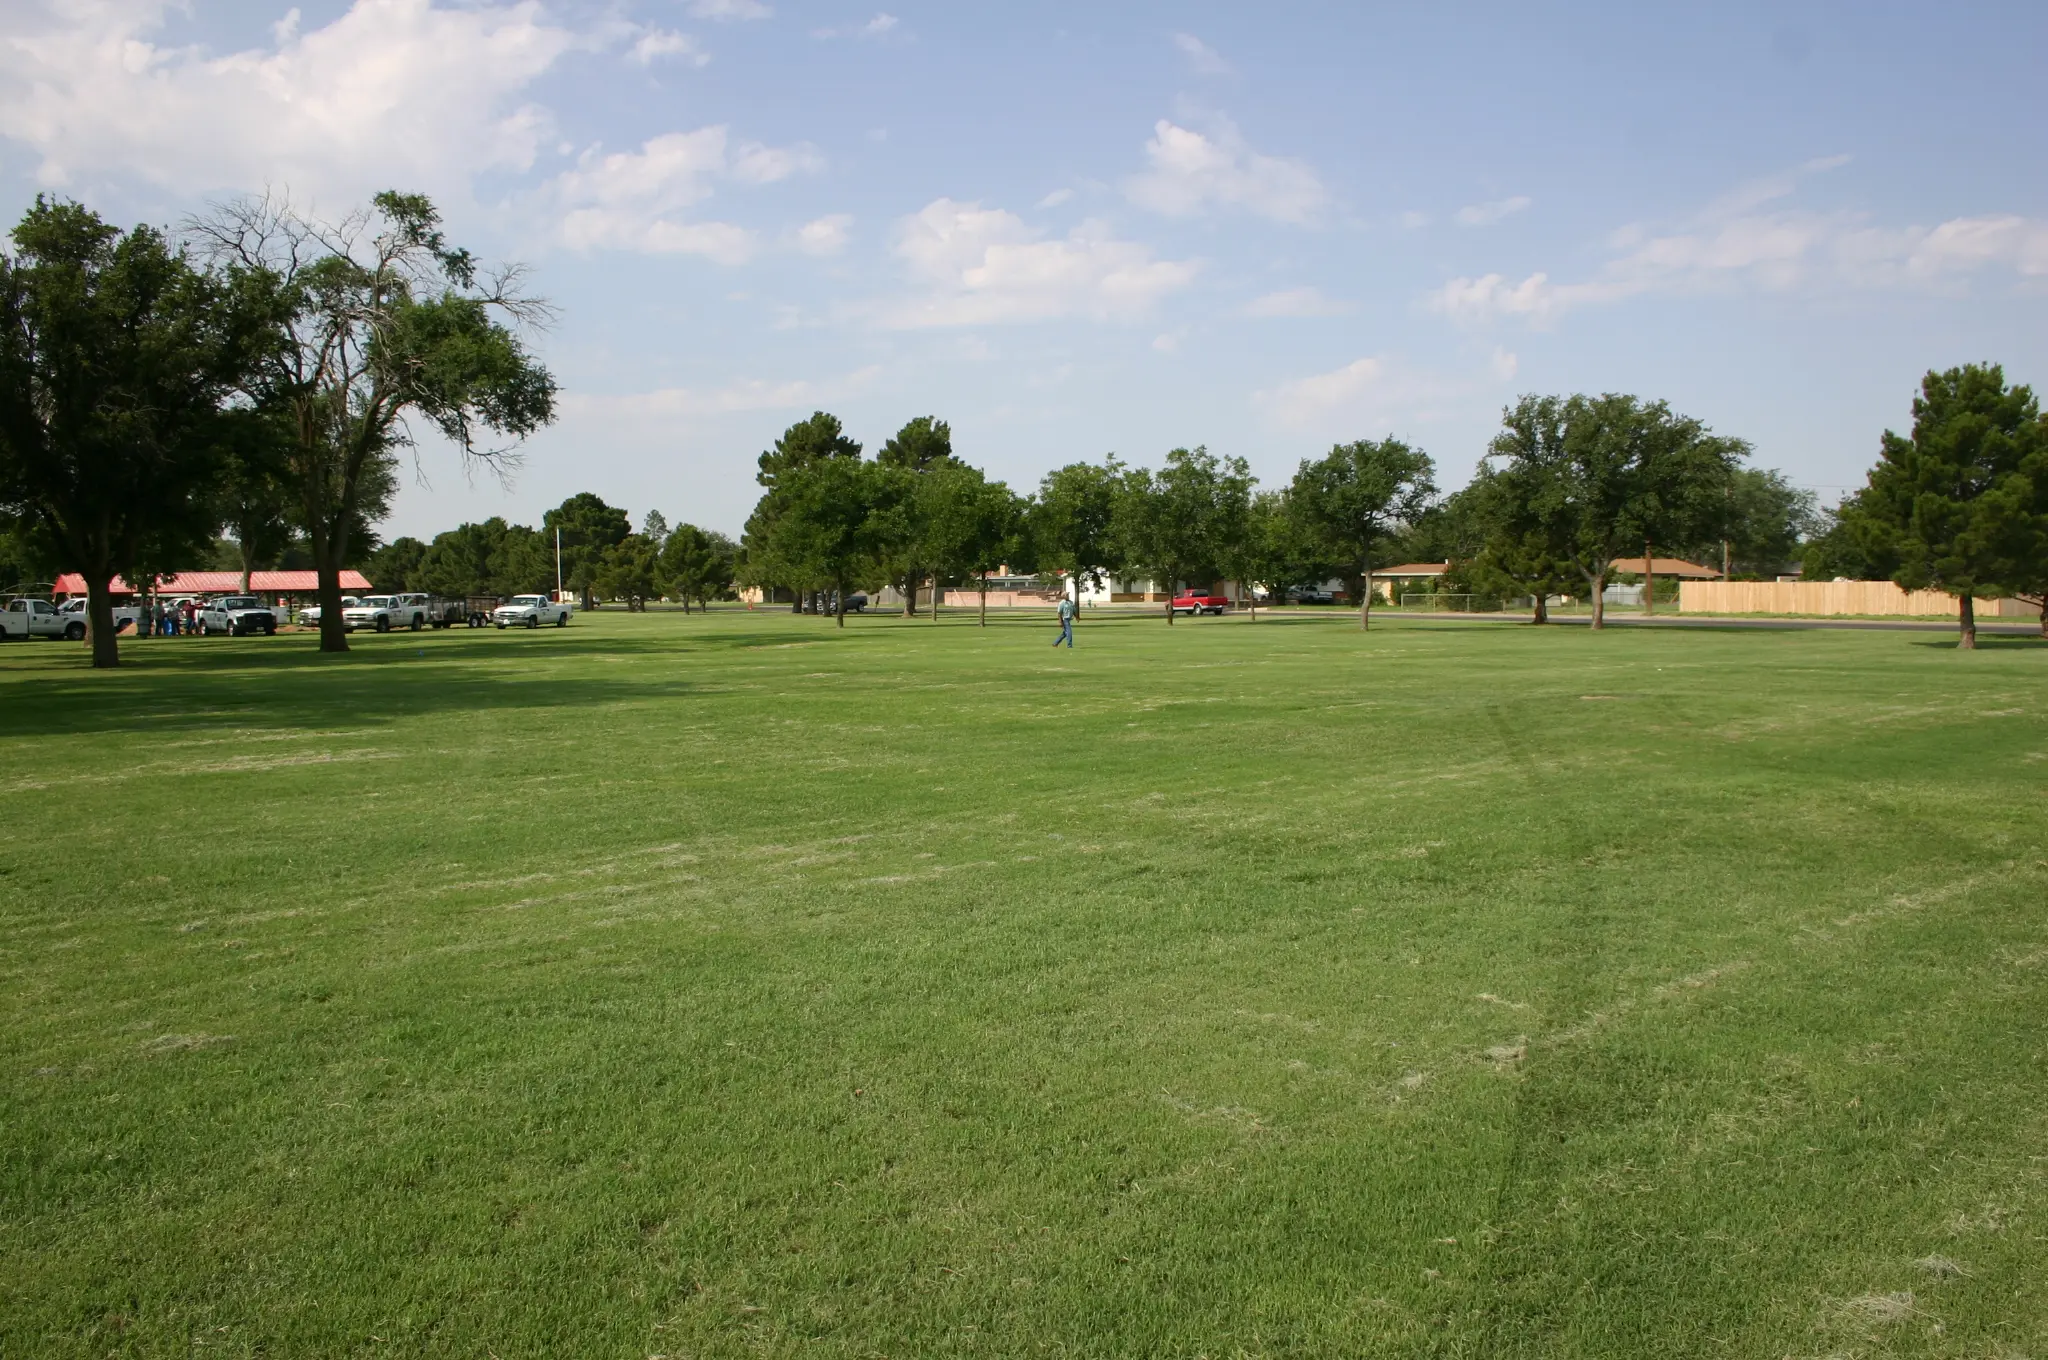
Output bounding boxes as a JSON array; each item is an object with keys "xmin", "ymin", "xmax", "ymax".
[
  {"xmin": 54, "ymin": 570, "xmax": 372, "ymax": 595},
  {"xmin": 1377, "ymin": 562, "xmax": 1451, "ymax": 577},
  {"xmin": 1606, "ymin": 558, "xmax": 1723, "ymax": 579}
]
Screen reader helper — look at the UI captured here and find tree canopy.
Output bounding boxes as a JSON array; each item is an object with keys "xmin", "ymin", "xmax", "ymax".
[
  {"xmin": 192, "ymin": 190, "xmax": 556, "ymax": 652},
  {"xmin": 1483, "ymin": 394, "xmax": 1745, "ymax": 629},
  {"xmin": 0, "ymin": 198, "xmax": 256, "ymax": 665},
  {"xmin": 1289, "ymin": 437, "xmax": 1436, "ymax": 629},
  {"xmin": 1844, "ymin": 363, "xmax": 2047, "ymax": 648}
]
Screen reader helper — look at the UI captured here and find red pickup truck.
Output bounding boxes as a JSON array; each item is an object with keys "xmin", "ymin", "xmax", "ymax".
[{"xmin": 1170, "ymin": 593, "xmax": 1230, "ymax": 616}]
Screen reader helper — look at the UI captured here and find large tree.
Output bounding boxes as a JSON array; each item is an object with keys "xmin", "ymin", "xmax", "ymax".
[
  {"xmin": 875, "ymin": 414, "xmax": 956, "ymax": 615},
  {"xmin": 1030, "ymin": 458, "xmax": 1125, "ymax": 615},
  {"xmin": 914, "ymin": 462, "xmax": 1020, "ymax": 625},
  {"xmin": 544, "ymin": 492, "xmax": 630, "ymax": 610},
  {"xmin": 594, "ymin": 533, "xmax": 660, "ymax": 610},
  {"xmin": 365, "ymin": 535, "xmax": 427, "ymax": 593},
  {"xmin": 1289, "ymin": 437, "xmax": 1436, "ymax": 629},
  {"xmin": 743, "ymin": 411, "xmax": 862, "ymax": 612},
  {"xmin": 0, "ymin": 198, "xmax": 251, "ymax": 666},
  {"xmin": 415, "ymin": 517, "xmax": 552, "ymax": 599},
  {"xmin": 1117, "ymin": 446, "xmax": 1254, "ymax": 624},
  {"xmin": 770, "ymin": 454, "xmax": 891, "ymax": 627},
  {"xmin": 659, "ymin": 523, "xmax": 736, "ymax": 612},
  {"xmin": 1719, "ymin": 467, "xmax": 1820, "ymax": 579},
  {"xmin": 193, "ymin": 191, "xmax": 556, "ymax": 653},
  {"xmin": 1486, "ymin": 395, "xmax": 1745, "ymax": 630},
  {"xmin": 1462, "ymin": 460, "xmax": 1579, "ymax": 624},
  {"xmin": 1846, "ymin": 363, "xmax": 2047, "ymax": 649},
  {"xmin": 212, "ymin": 406, "xmax": 299, "ymax": 593},
  {"xmin": 1227, "ymin": 489, "xmax": 1324, "ymax": 620}
]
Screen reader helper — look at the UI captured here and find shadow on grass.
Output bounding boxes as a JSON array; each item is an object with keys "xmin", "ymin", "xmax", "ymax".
[
  {"xmin": 0, "ymin": 632, "xmax": 730, "ymax": 738},
  {"xmin": 1908, "ymin": 635, "xmax": 2048, "ymax": 650},
  {"xmin": 0, "ymin": 611, "xmax": 1167, "ymax": 736}
]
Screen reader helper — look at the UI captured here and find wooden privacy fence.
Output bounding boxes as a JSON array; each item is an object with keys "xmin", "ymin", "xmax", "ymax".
[{"xmin": 1679, "ymin": 580, "xmax": 2035, "ymax": 617}]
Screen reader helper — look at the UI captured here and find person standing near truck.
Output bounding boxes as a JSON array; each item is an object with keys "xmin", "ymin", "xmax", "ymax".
[{"xmin": 1054, "ymin": 594, "xmax": 1075, "ymax": 648}]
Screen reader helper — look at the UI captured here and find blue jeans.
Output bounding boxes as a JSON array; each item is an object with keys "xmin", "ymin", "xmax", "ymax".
[{"xmin": 1054, "ymin": 617, "xmax": 1073, "ymax": 647}]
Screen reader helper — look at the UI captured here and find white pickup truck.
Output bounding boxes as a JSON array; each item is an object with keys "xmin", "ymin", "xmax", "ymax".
[
  {"xmin": 493, "ymin": 594, "xmax": 572, "ymax": 628},
  {"xmin": 197, "ymin": 595, "xmax": 279, "ymax": 636},
  {"xmin": 1, "ymin": 598, "xmax": 86, "ymax": 640},
  {"xmin": 57, "ymin": 598, "xmax": 144, "ymax": 633},
  {"xmin": 342, "ymin": 593, "xmax": 431, "ymax": 633}
]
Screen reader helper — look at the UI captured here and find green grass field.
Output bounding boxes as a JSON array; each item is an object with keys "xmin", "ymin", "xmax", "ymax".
[{"xmin": 4, "ymin": 609, "xmax": 2045, "ymax": 1358}]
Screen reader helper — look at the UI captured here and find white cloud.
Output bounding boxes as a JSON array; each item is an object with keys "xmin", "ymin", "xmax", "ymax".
[
  {"xmin": 1243, "ymin": 286, "xmax": 1348, "ymax": 318},
  {"xmin": 1399, "ymin": 210, "xmax": 1431, "ymax": 230},
  {"xmin": 884, "ymin": 198, "xmax": 1199, "ymax": 328},
  {"xmin": 1172, "ymin": 32, "xmax": 1231, "ymax": 75},
  {"xmin": 630, "ymin": 28, "xmax": 708, "ymax": 66},
  {"xmin": 1431, "ymin": 159, "xmax": 2048, "ymax": 326},
  {"xmin": 1259, "ymin": 356, "xmax": 1385, "ymax": 423},
  {"xmin": 0, "ymin": 0, "xmax": 585, "ymax": 199},
  {"xmin": 1126, "ymin": 118, "xmax": 1327, "ymax": 225},
  {"xmin": 1490, "ymin": 347, "xmax": 1519, "ymax": 381},
  {"xmin": 792, "ymin": 213, "xmax": 852, "ymax": 256},
  {"xmin": 545, "ymin": 127, "xmax": 822, "ymax": 263},
  {"xmin": 813, "ymin": 12, "xmax": 898, "ymax": 39},
  {"xmin": 1255, "ymin": 353, "xmax": 1510, "ymax": 431},
  {"xmin": 569, "ymin": 366, "xmax": 883, "ymax": 422},
  {"xmin": 1037, "ymin": 188, "xmax": 1075, "ymax": 209},
  {"xmin": 1454, "ymin": 195, "xmax": 1531, "ymax": 227},
  {"xmin": 687, "ymin": 0, "xmax": 772, "ymax": 19},
  {"xmin": 729, "ymin": 140, "xmax": 826, "ymax": 183}
]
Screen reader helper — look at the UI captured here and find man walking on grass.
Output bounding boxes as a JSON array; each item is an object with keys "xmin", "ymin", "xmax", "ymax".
[{"xmin": 1054, "ymin": 594, "xmax": 1075, "ymax": 648}]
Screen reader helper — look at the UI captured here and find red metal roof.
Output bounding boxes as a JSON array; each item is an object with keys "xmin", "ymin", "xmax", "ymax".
[{"xmin": 53, "ymin": 570, "xmax": 372, "ymax": 595}]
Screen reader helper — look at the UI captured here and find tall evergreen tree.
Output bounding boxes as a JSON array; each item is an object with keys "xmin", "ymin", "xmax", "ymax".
[{"xmin": 1846, "ymin": 363, "xmax": 2047, "ymax": 649}]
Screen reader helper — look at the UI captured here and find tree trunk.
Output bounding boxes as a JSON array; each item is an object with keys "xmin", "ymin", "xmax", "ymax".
[
  {"xmin": 1532, "ymin": 593, "xmax": 1548, "ymax": 625},
  {"xmin": 239, "ymin": 537, "xmax": 255, "ymax": 595},
  {"xmin": 1958, "ymin": 592, "xmax": 1976, "ymax": 650},
  {"xmin": 85, "ymin": 574, "xmax": 120, "ymax": 668},
  {"xmin": 931, "ymin": 575, "xmax": 940, "ymax": 624},
  {"xmin": 979, "ymin": 581, "xmax": 987, "ymax": 627},
  {"xmin": 2039, "ymin": 598, "xmax": 2047, "ymax": 638},
  {"xmin": 903, "ymin": 574, "xmax": 916, "ymax": 618},
  {"xmin": 1588, "ymin": 571, "xmax": 1607, "ymax": 631},
  {"xmin": 1642, "ymin": 543, "xmax": 1654, "ymax": 616},
  {"xmin": 1165, "ymin": 581, "xmax": 1175, "ymax": 625},
  {"xmin": 310, "ymin": 522, "xmax": 351, "ymax": 653},
  {"xmin": 835, "ymin": 580, "xmax": 846, "ymax": 628},
  {"xmin": 1359, "ymin": 570, "xmax": 1373, "ymax": 631}
]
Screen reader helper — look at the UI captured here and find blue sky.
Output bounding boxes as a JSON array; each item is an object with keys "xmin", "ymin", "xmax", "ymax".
[{"xmin": 4, "ymin": 0, "xmax": 2045, "ymax": 540}]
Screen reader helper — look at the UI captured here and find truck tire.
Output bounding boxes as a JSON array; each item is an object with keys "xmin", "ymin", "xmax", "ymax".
[
  {"xmin": 64, "ymin": 622, "xmax": 86, "ymax": 640},
  {"xmin": 556, "ymin": 613, "xmax": 567, "ymax": 627},
  {"xmin": 410, "ymin": 615, "xmax": 422, "ymax": 631},
  {"xmin": 527, "ymin": 614, "xmax": 539, "ymax": 629},
  {"xmin": 375, "ymin": 616, "xmax": 389, "ymax": 633}
]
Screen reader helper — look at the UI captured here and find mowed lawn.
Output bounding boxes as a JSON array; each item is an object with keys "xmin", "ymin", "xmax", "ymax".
[{"xmin": 3, "ymin": 609, "xmax": 2045, "ymax": 1358}]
